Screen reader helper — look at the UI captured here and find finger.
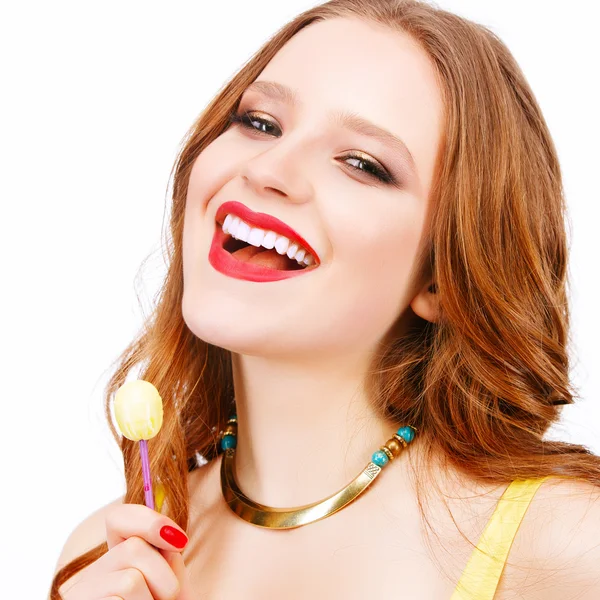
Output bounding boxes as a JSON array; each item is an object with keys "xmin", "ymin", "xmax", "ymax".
[
  {"xmin": 75, "ymin": 567, "xmax": 152, "ymax": 600},
  {"xmin": 109, "ymin": 568, "xmax": 154, "ymax": 600},
  {"xmin": 98, "ymin": 536, "xmax": 181, "ymax": 600},
  {"xmin": 105, "ymin": 503, "xmax": 188, "ymax": 552},
  {"xmin": 160, "ymin": 550, "xmax": 195, "ymax": 600}
]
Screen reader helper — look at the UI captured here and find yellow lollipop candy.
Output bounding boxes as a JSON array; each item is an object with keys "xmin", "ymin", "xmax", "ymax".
[
  {"xmin": 114, "ymin": 379, "xmax": 163, "ymax": 441},
  {"xmin": 114, "ymin": 379, "xmax": 163, "ymax": 510}
]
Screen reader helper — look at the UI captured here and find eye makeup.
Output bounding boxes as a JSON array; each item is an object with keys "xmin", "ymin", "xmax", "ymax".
[{"xmin": 227, "ymin": 107, "xmax": 404, "ymax": 188}]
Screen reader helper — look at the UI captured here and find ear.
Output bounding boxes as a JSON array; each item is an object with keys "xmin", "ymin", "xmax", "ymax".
[{"xmin": 410, "ymin": 279, "xmax": 439, "ymax": 323}]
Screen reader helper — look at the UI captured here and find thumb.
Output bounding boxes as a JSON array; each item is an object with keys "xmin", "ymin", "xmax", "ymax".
[{"xmin": 161, "ymin": 548, "xmax": 195, "ymax": 600}]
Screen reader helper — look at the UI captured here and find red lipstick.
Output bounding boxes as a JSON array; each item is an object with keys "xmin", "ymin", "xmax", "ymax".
[
  {"xmin": 209, "ymin": 201, "xmax": 320, "ymax": 283},
  {"xmin": 215, "ymin": 201, "xmax": 320, "ymax": 262}
]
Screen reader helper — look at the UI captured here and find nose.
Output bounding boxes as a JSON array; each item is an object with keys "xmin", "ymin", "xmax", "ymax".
[{"xmin": 238, "ymin": 140, "xmax": 314, "ymax": 206}]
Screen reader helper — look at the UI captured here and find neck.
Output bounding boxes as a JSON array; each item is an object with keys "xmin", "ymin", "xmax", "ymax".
[{"xmin": 228, "ymin": 351, "xmax": 422, "ymax": 507}]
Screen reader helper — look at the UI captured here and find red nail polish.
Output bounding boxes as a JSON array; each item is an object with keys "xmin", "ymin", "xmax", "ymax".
[{"xmin": 159, "ymin": 525, "xmax": 188, "ymax": 548}]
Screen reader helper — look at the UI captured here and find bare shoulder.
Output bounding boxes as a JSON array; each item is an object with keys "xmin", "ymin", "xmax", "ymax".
[
  {"xmin": 53, "ymin": 494, "xmax": 124, "ymax": 574},
  {"xmin": 497, "ymin": 477, "xmax": 600, "ymax": 599}
]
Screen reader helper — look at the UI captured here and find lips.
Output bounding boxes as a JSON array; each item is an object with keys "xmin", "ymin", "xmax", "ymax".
[
  {"xmin": 215, "ymin": 201, "xmax": 320, "ymax": 265},
  {"xmin": 209, "ymin": 224, "xmax": 317, "ymax": 282}
]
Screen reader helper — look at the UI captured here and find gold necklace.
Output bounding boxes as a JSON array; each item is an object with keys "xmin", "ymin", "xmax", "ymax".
[{"xmin": 219, "ymin": 415, "xmax": 417, "ymax": 529}]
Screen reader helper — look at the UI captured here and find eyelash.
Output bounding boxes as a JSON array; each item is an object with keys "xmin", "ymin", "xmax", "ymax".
[{"xmin": 226, "ymin": 109, "xmax": 397, "ymax": 186}]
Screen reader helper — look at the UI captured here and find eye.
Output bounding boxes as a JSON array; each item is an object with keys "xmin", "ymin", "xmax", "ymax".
[
  {"xmin": 226, "ymin": 108, "xmax": 398, "ymax": 186},
  {"xmin": 228, "ymin": 109, "xmax": 279, "ymax": 136}
]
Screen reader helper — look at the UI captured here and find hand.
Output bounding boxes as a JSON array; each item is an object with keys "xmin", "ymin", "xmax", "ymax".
[{"xmin": 62, "ymin": 503, "xmax": 194, "ymax": 600}]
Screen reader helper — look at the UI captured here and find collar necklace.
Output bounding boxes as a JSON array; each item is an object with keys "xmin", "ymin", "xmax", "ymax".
[{"xmin": 219, "ymin": 414, "xmax": 416, "ymax": 529}]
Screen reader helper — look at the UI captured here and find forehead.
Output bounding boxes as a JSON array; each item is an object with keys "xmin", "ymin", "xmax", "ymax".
[{"xmin": 251, "ymin": 17, "xmax": 444, "ymax": 196}]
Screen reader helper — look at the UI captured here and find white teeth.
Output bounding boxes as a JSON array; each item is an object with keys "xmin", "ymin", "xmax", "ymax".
[
  {"xmin": 236, "ymin": 221, "xmax": 250, "ymax": 243},
  {"xmin": 223, "ymin": 214, "xmax": 233, "ymax": 234},
  {"xmin": 221, "ymin": 213, "xmax": 317, "ymax": 267},
  {"xmin": 228, "ymin": 216, "xmax": 241, "ymax": 238},
  {"xmin": 286, "ymin": 243, "xmax": 299, "ymax": 259},
  {"xmin": 262, "ymin": 231, "xmax": 277, "ymax": 249},
  {"xmin": 274, "ymin": 236, "xmax": 289, "ymax": 255},
  {"xmin": 248, "ymin": 227, "xmax": 265, "ymax": 247}
]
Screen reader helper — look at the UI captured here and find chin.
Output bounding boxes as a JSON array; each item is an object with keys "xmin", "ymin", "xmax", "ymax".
[
  {"xmin": 180, "ymin": 291, "xmax": 272, "ymax": 355},
  {"xmin": 181, "ymin": 301, "xmax": 324, "ymax": 361}
]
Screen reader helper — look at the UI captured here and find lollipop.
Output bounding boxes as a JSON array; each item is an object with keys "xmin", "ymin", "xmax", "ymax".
[{"xmin": 114, "ymin": 379, "xmax": 164, "ymax": 510}]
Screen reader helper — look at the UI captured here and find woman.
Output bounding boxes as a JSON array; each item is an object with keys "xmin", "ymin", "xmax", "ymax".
[{"xmin": 50, "ymin": 1, "xmax": 600, "ymax": 598}]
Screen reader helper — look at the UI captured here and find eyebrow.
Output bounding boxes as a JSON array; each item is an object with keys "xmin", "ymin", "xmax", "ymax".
[{"xmin": 244, "ymin": 80, "xmax": 417, "ymax": 175}]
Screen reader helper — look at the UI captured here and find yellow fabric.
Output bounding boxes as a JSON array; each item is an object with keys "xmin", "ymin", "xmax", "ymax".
[
  {"xmin": 450, "ymin": 476, "xmax": 550, "ymax": 599},
  {"xmin": 155, "ymin": 481, "xmax": 166, "ymax": 513}
]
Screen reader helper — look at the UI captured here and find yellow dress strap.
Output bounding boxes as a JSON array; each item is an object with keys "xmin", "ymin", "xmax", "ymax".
[{"xmin": 450, "ymin": 476, "xmax": 550, "ymax": 600}]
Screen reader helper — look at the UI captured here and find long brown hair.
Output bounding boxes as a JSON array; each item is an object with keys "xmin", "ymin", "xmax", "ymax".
[{"xmin": 51, "ymin": 0, "xmax": 600, "ymax": 596}]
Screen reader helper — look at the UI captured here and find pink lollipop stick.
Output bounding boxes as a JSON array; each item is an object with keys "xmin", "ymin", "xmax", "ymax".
[{"xmin": 139, "ymin": 439, "xmax": 155, "ymax": 510}]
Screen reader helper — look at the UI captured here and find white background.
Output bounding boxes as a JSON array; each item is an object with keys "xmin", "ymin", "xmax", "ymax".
[{"xmin": 1, "ymin": 1, "xmax": 598, "ymax": 597}]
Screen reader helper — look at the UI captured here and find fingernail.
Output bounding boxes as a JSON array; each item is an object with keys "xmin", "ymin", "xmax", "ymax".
[{"xmin": 160, "ymin": 525, "xmax": 188, "ymax": 548}]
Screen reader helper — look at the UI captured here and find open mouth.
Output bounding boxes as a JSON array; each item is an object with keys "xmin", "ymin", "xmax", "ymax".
[
  {"xmin": 222, "ymin": 234, "xmax": 307, "ymax": 271},
  {"xmin": 209, "ymin": 202, "xmax": 320, "ymax": 282}
]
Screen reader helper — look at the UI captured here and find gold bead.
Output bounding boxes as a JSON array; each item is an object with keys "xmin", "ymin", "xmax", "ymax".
[
  {"xmin": 393, "ymin": 433, "xmax": 408, "ymax": 449},
  {"xmin": 385, "ymin": 438, "xmax": 403, "ymax": 457},
  {"xmin": 381, "ymin": 446, "xmax": 394, "ymax": 461},
  {"xmin": 223, "ymin": 425, "xmax": 237, "ymax": 437}
]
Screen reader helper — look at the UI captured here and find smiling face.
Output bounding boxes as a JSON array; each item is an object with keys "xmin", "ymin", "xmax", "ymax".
[{"xmin": 181, "ymin": 17, "xmax": 443, "ymax": 361}]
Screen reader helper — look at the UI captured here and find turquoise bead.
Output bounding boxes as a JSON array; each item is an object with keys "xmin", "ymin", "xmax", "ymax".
[
  {"xmin": 221, "ymin": 434, "xmax": 237, "ymax": 450},
  {"xmin": 372, "ymin": 450, "xmax": 389, "ymax": 467},
  {"xmin": 397, "ymin": 426, "xmax": 415, "ymax": 443}
]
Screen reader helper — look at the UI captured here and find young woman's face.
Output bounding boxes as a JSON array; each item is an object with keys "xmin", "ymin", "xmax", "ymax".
[{"xmin": 182, "ymin": 17, "xmax": 443, "ymax": 360}]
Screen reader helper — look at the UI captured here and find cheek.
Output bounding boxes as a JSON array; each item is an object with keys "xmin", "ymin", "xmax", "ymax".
[
  {"xmin": 334, "ymin": 204, "xmax": 424, "ymax": 281},
  {"xmin": 185, "ymin": 126, "xmax": 253, "ymax": 212},
  {"xmin": 325, "ymin": 206, "xmax": 425, "ymax": 334},
  {"xmin": 182, "ymin": 153, "xmax": 220, "ymax": 286},
  {"xmin": 185, "ymin": 142, "xmax": 230, "ymax": 213},
  {"xmin": 182, "ymin": 140, "xmax": 238, "ymax": 265}
]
